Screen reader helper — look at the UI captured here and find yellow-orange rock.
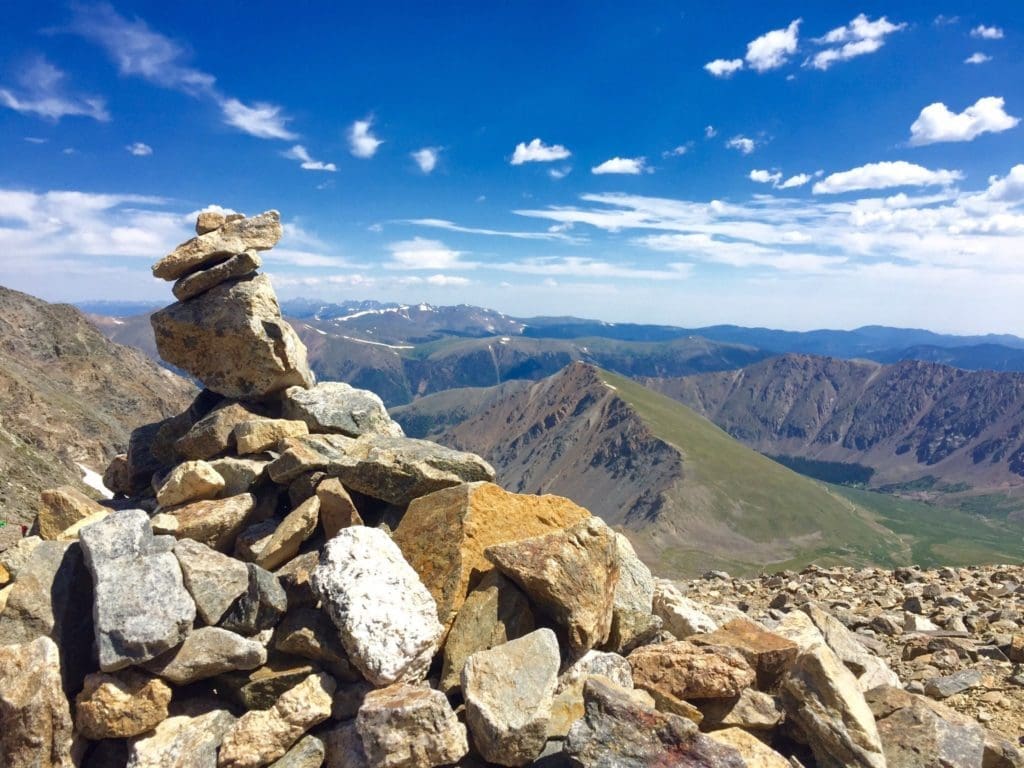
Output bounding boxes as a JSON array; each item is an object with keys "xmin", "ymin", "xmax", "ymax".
[
  {"xmin": 392, "ymin": 482, "xmax": 590, "ymax": 631},
  {"xmin": 36, "ymin": 486, "xmax": 107, "ymax": 540}
]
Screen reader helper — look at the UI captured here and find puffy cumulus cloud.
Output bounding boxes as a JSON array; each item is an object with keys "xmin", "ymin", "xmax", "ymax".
[
  {"xmin": 386, "ymin": 237, "xmax": 475, "ymax": 270},
  {"xmin": 813, "ymin": 161, "xmax": 962, "ymax": 194},
  {"xmin": 726, "ymin": 136, "xmax": 756, "ymax": 155},
  {"xmin": 749, "ymin": 169, "xmax": 782, "ymax": 185},
  {"xmin": 965, "ymin": 52, "xmax": 992, "ymax": 64},
  {"xmin": 909, "ymin": 96, "xmax": 1019, "ymax": 145},
  {"xmin": 411, "ymin": 147, "xmax": 440, "ymax": 173},
  {"xmin": 592, "ymin": 157, "xmax": 648, "ymax": 175},
  {"xmin": 348, "ymin": 118, "xmax": 383, "ymax": 158},
  {"xmin": 283, "ymin": 144, "xmax": 336, "ymax": 171},
  {"xmin": 745, "ymin": 19, "xmax": 801, "ymax": 72},
  {"xmin": 0, "ymin": 56, "xmax": 109, "ymax": 122},
  {"xmin": 971, "ymin": 24, "xmax": 1004, "ymax": 39},
  {"xmin": 510, "ymin": 138, "xmax": 571, "ymax": 165},
  {"xmin": 778, "ymin": 173, "xmax": 812, "ymax": 189},
  {"xmin": 985, "ymin": 165, "xmax": 1024, "ymax": 202},
  {"xmin": 126, "ymin": 142, "xmax": 153, "ymax": 156},
  {"xmin": 808, "ymin": 14, "xmax": 906, "ymax": 70},
  {"xmin": 704, "ymin": 58, "xmax": 743, "ymax": 77}
]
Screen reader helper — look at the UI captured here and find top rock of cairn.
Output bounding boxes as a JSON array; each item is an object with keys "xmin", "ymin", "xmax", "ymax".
[{"xmin": 149, "ymin": 210, "xmax": 315, "ymax": 401}]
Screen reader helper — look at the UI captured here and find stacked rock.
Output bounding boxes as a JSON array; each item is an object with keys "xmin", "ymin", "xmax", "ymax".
[{"xmin": 2, "ymin": 208, "xmax": 1021, "ymax": 767}]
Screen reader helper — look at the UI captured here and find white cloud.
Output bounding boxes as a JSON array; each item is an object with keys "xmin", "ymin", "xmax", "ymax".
[
  {"xmin": 0, "ymin": 57, "xmax": 109, "ymax": 122},
  {"xmin": 745, "ymin": 19, "xmax": 801, "ymax": 72},
  {"xmin": 386, "ymin": 237, "xmax": 473, "ymax": 270},
  {"xmin": 411, "ymin": 147, "xmax": 440, "ymax": 173},
  {"xmin": 348, "ymin": 118, "xmax": 383, "ymax": 158},
  {"xmin": 909, "ymin": 96, "xmax": 1020, "ymax": 145},
  {"xmin": 221, "ymin": 99, "xmax": 297, "ymax": 140},
  {"xmin": 283, "ymin": 145, "xmax": 336, "ymax": 172},
  {"xmin": 813, "ymin": 161, "xmax": 963, "ymax": 194},
  {"xmin": 24, "ymin": 136, "xmax": 47, "ymax": 144},
  {"xmin": 592, "ymin": 157, "xmax": 647, "ymax": 175},
  {"xmin": 424, "ymin": 274, "xmax": 471, "ymax": 286},
  {"xmin": 495, "ymin": 256, "xmax": 692, "ymax": 280},
  {"xmin": 749, "ymin": 169, "xmax": 782, "ymax": 185},
  {"xmin": 510, "ymin": 138, "xmax": 571, "ymax": 165},
  {"xmin": 726, "ymin": 136, "xmax": 756, "ymax": 155},
  {"xmin": 807, "ymin": 14, "xmax": 907, "ymax": 70},
  {"xmin": 403, "ymin": 218, "xmax": 583, "ymax": 243},
  {"xmin": 126, "ymin": 142, "xmax": 152, "ymax": 156},
  {"xmin": 704, "ymin": 125, "xmax": 717, "ymax": 139},
  {"xmin": 548, "ymin": 166, "xmax": 571, "ymax": 179},
  {"xmin": 704, "ymin": 58, "xmax": 743, "ymax": 77},
  {"xmin": 933, "ymin": 15, "xmax": 959, "ymax": 26},
  {"xmin": 985, "ymin": 165, "xmax": 1024, "ymax": 202},
  {"xmin": 662, "ymin": 144, "xmax": 691, "ymax": 158},
  {"xmin": 965, "ymin": 52, "xmax": 992, "ymax": 64},
  {"xmin": 971, "ymin": 25, "xmax": 1004, "ymax": 39},
  {"xmin": 778, "ymin": 173, "xmax": 811, "ymax": 189}
]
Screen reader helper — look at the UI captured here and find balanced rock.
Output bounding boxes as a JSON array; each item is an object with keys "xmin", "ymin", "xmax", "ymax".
[
  {"xmin": 485, "ymin": 516, "xmax": 619, "ymax": 655},
  {"xmin": 311, "ymin": 526, "xmax": 442, "ymax": 685},
  {"xmin": 255, "ymin": 495, "xmax": 319, "ymax": 571},
  {"xmin": 143, "ymin": 626, "xmax": 266, "ymax": 684},
  {"xmin": 282, "ymin": 382, "xmax": 402, "ymax": 438},
  {"xmin": 235, "ymin": 418, "xmax": 309, "ymax": 455},
  {"xmin": 211, "ymin": 456, "xmax": 270, "ymax": 496},
  {"xmin": 74, "ymin": 670, "xmax": 172, "ymax": 739},
  {"xmin": 151, "ymin": 274, "xmax": 314, "ymax": 400},
  {"xmin": 439, "ymin": 570, "xmax": 536, "ymax": 693},
  {"xmin": 0, "ymin": 636, "xmax": 81, "ymax": 768},
  {"xmin": 156, "ymin": 460, "xmax": 225, "ymax": 507},
  {"xmin": 607, "ymin": 533, "xmax": 661, "ymax": 652},
  {"xmin": 174, "ymin": 250, "xmax": 262, "ymax": 301},
  {"xmin": 220, "ymin": 562, "xmax": 287, "ymax": 636},
  {"xmin": 127, "ymin": 699, "xmax": 236, "ymax": 768},
  {"xmin": 393, "ymin": 482, "xmax": 590, "ymax": 631},
  {"xmin": 218, "ymin": 671, "xmax": 336, "ymax": 768},
  {"xmin": 268, "ymin": 433, "xmax": 495, "ymax": 505},
  {"xmin": 462, "ymin": 628, "xmax": 561, "ymax": 767},
  {"xmin": 152, "ymin": 493, "xmax": 257, "ymax": 552},
  {"xmin": 564, "ymin": 675, "xmax": 747, "ymax": 768},
  {"xmin": 174, "ymin": 538, "xmax": 250, "ymax": 625},
  {"xmin": 780, "ymin": 643, "xmax": 886, "ymax": 768},
  {"xmin": 652, "ymin": 578, "xmax": 717, "ymax": 638},
  {"xmin": 628, "ymin": 640, "xmax": 756, "ymax": 703},
  {"xmin": 79, "ymin": 509, "xmax": 196, "ymax": 671},
  {"xmin": 355, "ymin": 683, "xmax": 469, "ymax": 768},
  {"xmin": 196, "ymin": 210, "xmax": 227, "ymax": 234},
  {"xmin": 153, "ymin": 209, "xmax": 282, "ymax": 281},
  {"xmin": 316, "ymin": 478, "xmax": 363, "ymax": 537},
  {"xmin": 37, "ymin": 486, "xmax": 107, "ymax": 540},
  {"xmin": 176, "ymin": 403, "xmax": 261, "ymax": 461}
]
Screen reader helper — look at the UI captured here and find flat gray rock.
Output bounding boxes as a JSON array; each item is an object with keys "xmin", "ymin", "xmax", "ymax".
[
  {"xmin": 142, "ymin": 626, "xmax": 266, "ymax": 685},
  {"xmin": 80, "ymin": 509, "xmax": 196, "ymax": 671},
  {"xmin": 282, "ymin": 382, "xmax": 403, "ymax": 438},
  {"xmin": 174, "ymin": 538, "xmax": 250, "ymax": 625},
  {"xmin": 219, "ymin": 562, "xmax": 287, "ymax": 636}
]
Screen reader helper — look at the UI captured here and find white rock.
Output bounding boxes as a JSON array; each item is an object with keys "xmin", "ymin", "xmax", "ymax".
[{"xmin": 652, "ymin": 579, "xmax": 717, "ymax": 638}]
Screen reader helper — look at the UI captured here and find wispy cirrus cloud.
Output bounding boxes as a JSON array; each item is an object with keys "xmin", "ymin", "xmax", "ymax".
[
  {"xmin": 403, "ymin": 218, "xmax": 584, "ymax": 243},
  {"xmin": 283, "ymin": 144, "xmax": 337, "ymax": 171},
  {"xmin": 807, "ymin": 14, "xmax": 906, "ymax": 70},
  {"xmin": 0, "ymin": 56, "xmax": 109, "ymax": 122}
]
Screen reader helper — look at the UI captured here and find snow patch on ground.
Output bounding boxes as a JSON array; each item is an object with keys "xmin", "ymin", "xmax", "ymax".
[
  {"xmin": 341, "ymin": 335, "xmax": 414, "ymax": 350},
  {"xmin": 78, "ymin": 463, "xmax": 113, "ymax": 499}
]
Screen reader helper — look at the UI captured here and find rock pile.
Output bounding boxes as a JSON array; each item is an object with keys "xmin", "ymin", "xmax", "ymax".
[{"xmin": 1, "ymin": 208, "xmax": 1021, "ymax": 767}]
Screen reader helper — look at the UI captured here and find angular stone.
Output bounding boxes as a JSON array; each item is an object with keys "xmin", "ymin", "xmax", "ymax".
[
  {"xmin": 210, "ymin": 456, "xmax": 270, "ymax": 496},
  {"xmin": 174, "ymin": 538, "xmax": 250, "ymax": 625},
  {"xmin": 74, "ymin": 670, "xmax": 172, "ymax": 740},
  {"xmin": 156, "ymin": 460, "xmax": 225, "ymax": 508},
  {"xmin": 322, "ymin": 722, "xmax": 368, "ymax": 768},
  {"xmin": 356, "ymin": 683, "xmax": 469, "ymax": 768},
  {"xmin": 691, "ymin": 618, "xmax": 799, "ymax": 690},
  {"xmin": 153, "ymin": 210, "xmax": 282, "ymax": 280},
  {"xmin": 316, "ymin": 478, "xmax": 363, "ymax": 538},
  {"xmin": 268, "ymin": 735, "xmax": 325, "ymax": 768},
  {"xmin": 282, "ymin": 382, "xmax": 403, "ymax": 438},
  {"xmin": 486, "ymin": 517, "xmax": 618, "ymax": 656},
  {"xmin": 255, "ymin": 496, "xmax": 319, "ymax": 571},
  {"xmin": 267, "ymin": 433, "xmax": 495, "ymax": 505},
  {"xmin": 801, "ymin": 602, "xmax": 901, "ymax": 692},
  {"xmin": 151, "ymin": 493, "xmax": 257, "ymax": 552},
  {"xmin": 55, "ymin": 510, "xmax": 110, "ymax": 540},
  {"xmin": 79, "ymin": 509, "xmax": 195, "ymax": 671},
  {"xmin": 103, "ymin": 453, "xmax": 132, "ymax": 497},
  {"xmin": 652, "ymin": 578, "xmax": 717, "ymax": 639},
  {"xmin": 866, "ymin": 685, "xmax": 985, "ymax": 768},
  {"xmin": 707, "ymin": 727, "xmax": 791, "ymax": 767},
  {"xmin": 218, "ymin": 672, "xmax": 336, "ymax": 768},
  {"xmin": 152, "ymin": 274, "xmax": 314, "ymax": 400},
  {"xmin": 696, "ymin": 688, "xmax": 785, "ymax": 731},
  {"xmin": 176, "ymin": 403, "xmax": 261, "ymax": 461},
  {"xmin": 549, "ymin": 650, "xmax": 635, "ymax": 738},
  {"xmin": 142, "ymin": 626, "xmax": 266, "ymax": 684},
  {"xmin": 439, "ymin": 570, "xmax": 535, "ymax": 693},
  {"xmin": 462, "ymin": 628, "xmax": 561, "ymax": 767},
  {"xmin": 564, "ymin": 676, "xmax": 747, "ymax": 768},
  {"xmin": 235, "ymin": 418, "xmax": 309, "ymax": 455},
  {"xmin": 924, "ymin": 667, "xmax": 983, "ymax": 699},
  {"xmin": 219, "ymin": 656, "xmax": 319, "ymax": 711},
  {"xmin": 127, "ymin": 699, "xmax": 236, "ymax": 768},
  {"xmin": 394, "ymin": 482, "xmax": 590, "ymax": 633},
  {"xmin": 311, "ymin": 526, "xmax": 442, "ymax": 686},
  {"xmin": 0, "ymin": 636, "xmax": 81, "ymax": 768},
  {"xmin": 607, "ymin": 533, "xmax": 660, "ymax": 653},
  {"xmin": 275, "ymin": 551, "xmax": 320, "ymax": 609},
  {"xmin": 196, "ymin": 210, "xmax": 226, "ymax": 235},
  {"xmin": 235, "ymin": 520, "xmax": 277, "ymax": 562},
  {"xmin": 125, "ymin": 420, "xmax": 169, "ymax": 496},
  {"xmin": 628, "ymin": 640, "xmax": 755, "ymax": 702},
  {"xmin": 780, "ymin": 643, "xmax": 886, "ymax": 768},
  {"xmin": 220, "ymin": 563, "xmax": 287, "ymax": 636},
  {"xmin": 37, "ymin": 486, "xmax": 107, "ymax": 540},
  {"xmin": 273, "ymin": 606, "xmax": 360, "ymax": 681},
  {"xmin": 173, "ymin": 250, "xmax": 262, "ymax": 301}
]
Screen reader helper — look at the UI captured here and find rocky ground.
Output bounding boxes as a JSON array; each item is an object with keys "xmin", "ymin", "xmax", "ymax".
[{"xmin": 1, "ymin": 209, "xmax": 1021, "ymax": 768}]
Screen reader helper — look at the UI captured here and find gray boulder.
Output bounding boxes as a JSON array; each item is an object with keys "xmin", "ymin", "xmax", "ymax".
[{"xmin": 282, "ymin": 382, "xmax": 403, "ymax": 438}]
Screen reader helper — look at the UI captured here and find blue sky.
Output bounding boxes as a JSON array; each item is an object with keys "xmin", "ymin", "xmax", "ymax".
[{"xmin": 1, "ymin": 2, "xmax": 1023, "ymax": 333}]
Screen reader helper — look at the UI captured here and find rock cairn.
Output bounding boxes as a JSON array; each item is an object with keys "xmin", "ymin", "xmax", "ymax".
[{"xmin": 1, "ymin": 208, "xmax": 1022, "ymax": 767}]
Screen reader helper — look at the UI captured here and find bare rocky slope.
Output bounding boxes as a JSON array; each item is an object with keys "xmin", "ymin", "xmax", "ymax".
[
  {"xmin": 0, "ymin": 286, "xmax": 195, "ymax": 526},
  {"xmin": 643, "ymin": 353, "xmax": 1024, "ymax": 502}
]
